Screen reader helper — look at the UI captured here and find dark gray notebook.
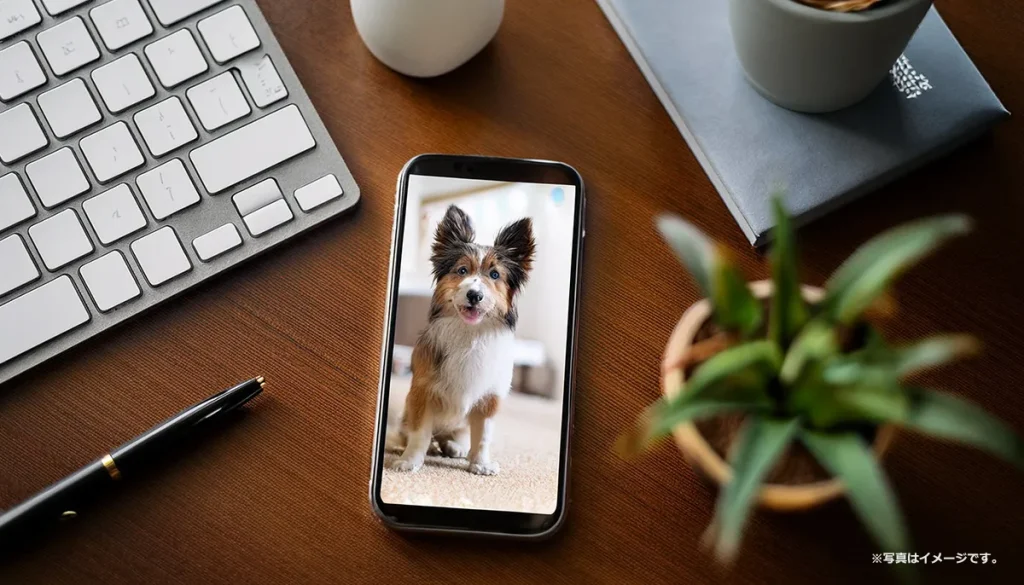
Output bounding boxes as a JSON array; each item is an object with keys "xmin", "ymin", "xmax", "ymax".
[{"xmin": 598, "ymin": 0, "xmax": 1009, "ymax": 245}]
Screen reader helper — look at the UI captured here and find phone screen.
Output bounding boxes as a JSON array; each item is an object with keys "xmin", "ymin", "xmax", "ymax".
[{"xmin": 377, "ymin": 166, "xmax": 580, "ymax": 520}]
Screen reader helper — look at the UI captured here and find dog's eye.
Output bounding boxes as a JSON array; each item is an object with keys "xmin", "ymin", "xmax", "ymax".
[
  {"xmin": 489, "ymin": 270, "xmax": 500, "ymax": 280},
  {"xmin": 457, "ymin": 266, "xmax": 468, "ymax": 275}
]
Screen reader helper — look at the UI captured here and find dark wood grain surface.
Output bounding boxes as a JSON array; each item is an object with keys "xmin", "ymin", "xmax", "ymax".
[{"xmin": 2, "ymin": 0, "xmax": 1022, "ymax": 583}]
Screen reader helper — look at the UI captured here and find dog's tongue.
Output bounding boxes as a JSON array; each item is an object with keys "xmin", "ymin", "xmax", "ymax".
[{"xmin": 460, "ymin": 306, "xmax": 483, "ymax": 324}]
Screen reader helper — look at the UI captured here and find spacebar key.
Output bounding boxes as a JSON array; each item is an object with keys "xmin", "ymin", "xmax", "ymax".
[
  {"xmin": 0, "ymin": 276, "xmax": 90, "ymax": 366},
  {"xmin": 190, "ymin": 105, "xmax": 316, "ymax": 194}
]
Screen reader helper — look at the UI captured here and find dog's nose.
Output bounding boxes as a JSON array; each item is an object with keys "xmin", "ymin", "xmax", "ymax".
[{"xmin": 466, "ymin": 289, "xmax": 483, "ymax": 305}]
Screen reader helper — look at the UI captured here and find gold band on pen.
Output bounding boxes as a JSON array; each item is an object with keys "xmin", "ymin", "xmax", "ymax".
[
  {"xmin": 257, "ymin": 376, "xmax": 266, "ymax": 390},
  {"xmin": 101, "ymin": 454, "xmax": 121, "ymax": 480}
]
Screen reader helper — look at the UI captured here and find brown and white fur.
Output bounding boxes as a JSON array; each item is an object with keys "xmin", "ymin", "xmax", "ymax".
[{"xmin": 389, "ymin": 205, "xmax": 535, "ymax": 475}]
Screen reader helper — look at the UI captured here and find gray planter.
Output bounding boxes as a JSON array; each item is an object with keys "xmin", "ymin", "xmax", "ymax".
[{"xmin": 729, "ymin": 0, "xmax": 933, "ymax": 113}]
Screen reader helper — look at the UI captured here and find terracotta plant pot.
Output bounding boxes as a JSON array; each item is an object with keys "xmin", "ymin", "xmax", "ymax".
[{"xmin": 661, "ymin": 280, "xmax": 894, "ymax": 511}]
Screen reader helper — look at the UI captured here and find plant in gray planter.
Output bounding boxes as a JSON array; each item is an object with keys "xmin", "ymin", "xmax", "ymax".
[{"xmin": 729, "ymin": 0, "xmax": 933, "ymax": 112}]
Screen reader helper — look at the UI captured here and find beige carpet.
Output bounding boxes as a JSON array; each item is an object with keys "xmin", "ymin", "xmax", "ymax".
[{"xmin": 381, "ymin": 376, "xmax": 563, "ymax": 514}]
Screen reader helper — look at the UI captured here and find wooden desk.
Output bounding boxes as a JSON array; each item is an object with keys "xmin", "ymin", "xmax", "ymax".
[{"xmin": 2, "ymin": 1, "xmax": 1022, "ymax": 583}]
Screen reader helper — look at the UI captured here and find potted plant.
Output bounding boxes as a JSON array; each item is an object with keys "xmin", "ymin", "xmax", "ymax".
[
  {"xmin": 729, "ymin": 0, "xmax": 933, "ymax": 112},
  {"xmin": 618, "ymin": 199, "xmax": 1024, "ymax": 581}
]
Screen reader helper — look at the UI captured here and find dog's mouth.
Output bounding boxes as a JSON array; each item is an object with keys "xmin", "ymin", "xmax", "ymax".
[{"xmin": 458, "ymin": 305, "xmax": 484, "ymax": 324}]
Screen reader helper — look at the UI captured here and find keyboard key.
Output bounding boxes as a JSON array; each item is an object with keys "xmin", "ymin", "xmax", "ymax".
[
  {"xmin": 134, "ymin": 97, "xmax": 198, "ymax": 157},
  {"xmin": 295, "ymin": 175, "xmax": 343, "ymax": 212},
  {"xmin": 0, "ymin": 276, "xmax": 90, "ymax": 366},
  {"xmin": 144, "ymin": 29, "xmax": 208, "ymax": 89},
  {"xmin": 0, "ymin": 0, "xmax": 41, "ymax": 42},
  {"xmin": 198, "ymin": 5, "xmax": 259, "ymax": 64},
  {"xmin": 37, "ymin": 16, "xmax": 101, "ymax": 76},
  {"xmin": 81, "ymin": 121, "xmax": 145, "ymax": 182},
  {"xmin": 130, "ymin": 226, "xmax": 191, "ymax": 286},
  {"xmin": 82, "ymin": 183, "xmax": 147, "ymax": 244},
  {"xmin": 25, "ymin": 147, "xmax": 91, "ymax": 208},
  {"xmin": 190, "ymin": 105, "xmax": 316, "ymax": 194},
  {"xmin": 148, "ymin": 0, "xmax": 223, "ymax": 26},
  {"xmin": 0, "ymin": 235, "xmax": 39, "ymax": 296},
  {"xmin": 239, "ymin": 55, "xmax": 287, "ymax": 108},
  {"xmin": 0, "ymin": 42, "xmax": 46, "ymax": 101},
  {"xmin": 232, "ymin": 178, "xmax": 281, "ymax": 217},
  {"xmin": 187, "ymin": 72, "xmax": 250, "ymax": 131},
  {"xmin": 41, "ymin": 1, "xmax": 91, "ymax": 16},
  {"xmin": 80, "ymin": 251, "xmax": 140, "ymax": 311},
  {"xmin": 136, "ymin": 159, "xmax": 201, "ymax": 220},
  {"xmin": 193, "ymin": 223, "xmax": 241, "ymax": 261},
  {"xmin": 0, "ymin": 174, "xmax": 36, "ymax": 232},
  {"xmin": 38, "ymin": 78, "xmax": 103, "ymax": 138},
  {"xmin": 90, "ymin": 0, "xmax": 152, "ymax": 51},
  {"xmin": 92, "ymin": 53, "xmax": 155, "ymax": 113},
  {"xmin": 0, "ymin": 103, "xmax": 48, "ymax": 164},
  {"xmin": 243, "ymin": 198, "xmax": 292, "ymax": 237},
  {"xmin": 28, "ymin": 209, "xmax": 94, "ymax": 271}
]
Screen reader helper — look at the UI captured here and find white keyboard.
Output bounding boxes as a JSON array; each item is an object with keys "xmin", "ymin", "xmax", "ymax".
[{"xmin": 0, "ymin": 0, "xmax": 360, "ymax": 384}]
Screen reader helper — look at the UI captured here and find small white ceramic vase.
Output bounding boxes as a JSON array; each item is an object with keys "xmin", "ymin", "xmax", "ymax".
[{"xmin": 351, "ymin": 0, "xmax": 505, "ymax": 78}]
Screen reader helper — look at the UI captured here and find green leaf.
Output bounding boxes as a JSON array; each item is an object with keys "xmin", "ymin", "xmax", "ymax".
[
  {"xmin": 657, "ymin": 214, "xmax": 763, "ymax": 336},
  {"xmin": 768, "ymin": 196, "xmax": 808, "ymax": 350},
  {"xmin": 779, "ymin": 319, "xmax": 837, "ymax": 386},
  {"xmin": 657, "ymin": 214, "xmax": 714, "ymax": 295},
  {"xmin": 618, "ymin": 341, "xmax": 782, "ymax": 456},
  {"xmin": 619, "ymin": 388, "xmax": 773, "ymax": 456},
  {"xmin": 901, "ymin": 388, "xmax": 1024, "ymax": 470},
  {"xmin": 790, "ymin": 351, "xmax": 907, "ymax": 428},
  {"xmin": 801, "ymin": 430, "xmax": 910, "ymax": 557},
  {"xmin": 821, "ymin": 358, "xmax": 891, "ymax": 387},
  {"xmin": 712, "ymin": 257, "xmax": 764, "ymax": 337},
  {"xmin": 682, "ymin": 341, "xmax": 783, "ymax": 405},
  {"xmin": 808, "ymin": 386, "xmax": 909, "ymax": 428},
  {"xmin": 780, "ymin": 320, "xmax": 841, "ymax": 419},
  {"xmin": 827, "ymin": 335, "xmax": 977, "ymax": 386},
  {"xmin": 820, "ymin": 335, "xmax": 979, "ymax": 425},
  {"xmin": 821, "ymin": 215, "xmax": 971, "ymax": 325},
  {"xmin": 890, "ymin": 335, "xmax": 979, "ymax": 378},
  {"xmin": 801, "ymin": 336, "xmax": 981, "ymax": 429},
  {"xmin": 712, "ymin": 417, "xmax": 800, "ymax": 562}
]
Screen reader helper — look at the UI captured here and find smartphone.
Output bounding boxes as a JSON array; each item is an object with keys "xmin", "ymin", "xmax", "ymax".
[{"xmin": 370, "ymin": 154, "xmax": 585, "ymax": 538}]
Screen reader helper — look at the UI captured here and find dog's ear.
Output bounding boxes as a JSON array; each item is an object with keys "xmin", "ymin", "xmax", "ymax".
[
  {"xmin": 430, "ymin": 206, "xmax": 475, "ymax": 278},
  {"xmin": 495, "ymin": 218, "xmax": 536, "ymax": 278},
  {"xmin": 434, "ymin": 205, "xmax": 475, "ymax": 247}
]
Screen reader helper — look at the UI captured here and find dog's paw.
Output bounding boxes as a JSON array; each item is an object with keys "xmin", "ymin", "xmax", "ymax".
[
  {"xmin": 440, "ymin": 440, "xmax": 469, "ymax": 459},
  {"xmin": 427, "ymin": 440, "xmax": 442, "ymax": 456},
  {"xmin": 468, "ymin": 461, "xmax": 500, "ymax": 476},
  {"xmin": 389, "ymin": 458, "xmax": 423, "ymax": 473}
]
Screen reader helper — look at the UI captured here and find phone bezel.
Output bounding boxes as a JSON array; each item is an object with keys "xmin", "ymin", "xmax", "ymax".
[{"xmin": 370, "ymin": 154, "xmax": 585, "ymax": 538}]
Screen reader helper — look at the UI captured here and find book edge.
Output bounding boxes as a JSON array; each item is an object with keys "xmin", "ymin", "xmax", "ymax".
[
  {"xmin": 594, "ymin": 0, "xmax": 758, "ymax": 245},
  {"xmin": 763, "ymin": 122, "xmax": 995, "ymax": 247},
  {"xmin": 930, "ymin": 10, "xmax": 1011, "ymax": 117}
]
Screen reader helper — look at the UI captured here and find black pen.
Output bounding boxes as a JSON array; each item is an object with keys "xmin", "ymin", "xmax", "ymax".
[{"xmin": 0, "ymin": 376, "xmax": 265, "ymax": 545}]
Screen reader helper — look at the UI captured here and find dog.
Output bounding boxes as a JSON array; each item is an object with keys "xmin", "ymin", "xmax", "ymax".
[{"xmin": 389, "ymin": 205, "xmax": 535, "ymax": 475}]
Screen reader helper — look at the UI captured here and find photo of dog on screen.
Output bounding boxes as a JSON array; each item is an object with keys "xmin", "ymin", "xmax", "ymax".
[
  {"xmin": 382, "ymin": 176, "xmax": 573, "ymax": 513},
  {"xmin": 388, "ymin": 205, "xmax": 536, "ymax": 476}
]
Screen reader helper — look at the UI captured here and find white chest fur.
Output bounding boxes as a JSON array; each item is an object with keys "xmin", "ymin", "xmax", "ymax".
[{"xmin": 423, "ymin": 317, "xmax": 515, "ymax": 426}]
